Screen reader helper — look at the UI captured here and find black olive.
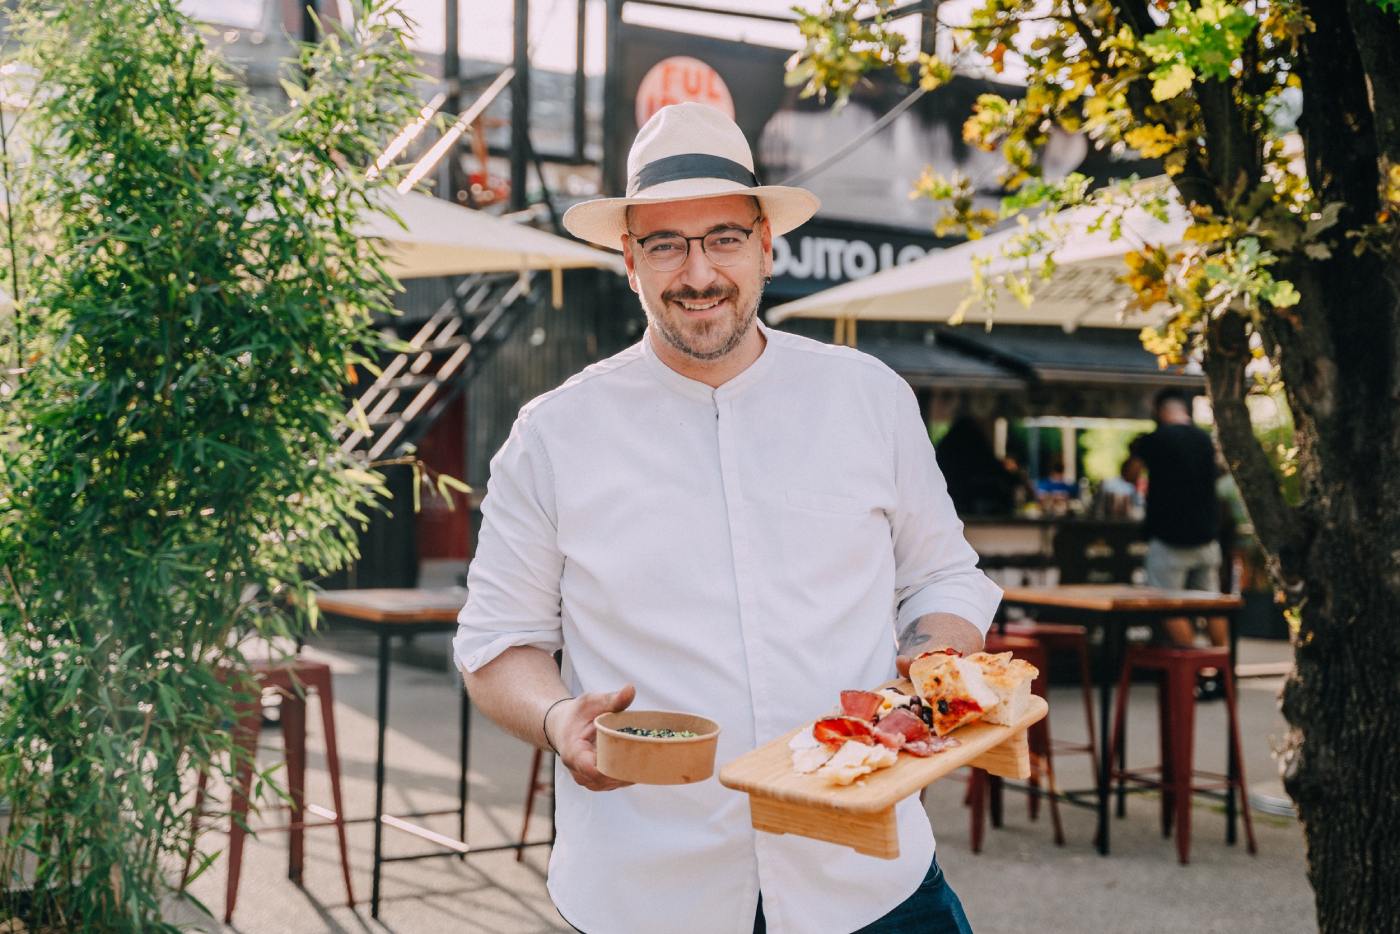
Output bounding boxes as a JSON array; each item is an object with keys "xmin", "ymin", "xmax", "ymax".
[{"xmin": 937, "ymin": 699, "xmax": 949, "ymax": 715}]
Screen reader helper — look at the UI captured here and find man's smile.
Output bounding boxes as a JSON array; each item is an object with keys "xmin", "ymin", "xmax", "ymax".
[{"xmin": 675, "ymin": 297, "xmax": 726, "ymax": 315}]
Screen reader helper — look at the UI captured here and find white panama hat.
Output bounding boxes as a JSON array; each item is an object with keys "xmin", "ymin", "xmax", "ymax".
[{"xmin": 562, "ymin": 102, "xmax": 821, "ymax": 250}]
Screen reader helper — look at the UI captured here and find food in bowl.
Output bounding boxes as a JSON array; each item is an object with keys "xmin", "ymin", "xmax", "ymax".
[
  {"xmin": 594, "ymin": 710, "xmax": 720, "ymax": 785},
  {"xmin": 617, "ymin": 727, "xmax": 698, "ymax": 738}
]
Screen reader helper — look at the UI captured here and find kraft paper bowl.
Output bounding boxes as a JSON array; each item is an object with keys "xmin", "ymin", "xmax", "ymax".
[{"xmin": 594, "ymin": 710, "xmax": 721, "ymax": 785}]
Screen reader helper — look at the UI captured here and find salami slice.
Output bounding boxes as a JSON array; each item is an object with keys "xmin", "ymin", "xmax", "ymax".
[
  {"xmin": 839, "ymin": 690, "xmax": 883, "ymax": 722},
  {"xmin": 873, "ymin": 707, "xmax": 928, "ymax": 740},
  {"xmin": 869, "ymin": 708, "xmax": 924, "ymax": 752},
  {"xmin": 872, "ymin": 728, "xmax": 905, "ymax": 750}
]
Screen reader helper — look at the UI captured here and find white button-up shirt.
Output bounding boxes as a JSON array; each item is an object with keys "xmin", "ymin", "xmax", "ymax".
[{"xmin": 455, "ymin": 324, "xmax": 1002, "ymax": 934}]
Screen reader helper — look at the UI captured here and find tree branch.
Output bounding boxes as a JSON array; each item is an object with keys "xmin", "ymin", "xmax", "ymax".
[
  {"xmin": 1202, "ymin": 312, "xmax": 1308, "ymax": 591},
  {"xmin": 1196, "ymin": 18, "xmax": 1264, "ymax": 192},
  {"xmin": 1298, "ymin": 0, "xmax": 1380, "ymax": 222},
  {"xmin": 1195, "ymin": 77, "xmax": 1262, "ymax": 197},
  {"xmin": 1106, "ymin": 2, "xmax": 1224, "ymax": 213},
  {"xmin": 1347, "ymin": 0, "xmax": 1400, "ymax": 164},
  {"xmin": 1112, "ymin": 0, "xmax": 1156, "ymax": 38}
]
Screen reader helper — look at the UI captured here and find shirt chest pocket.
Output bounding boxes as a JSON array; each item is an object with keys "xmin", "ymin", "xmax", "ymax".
[{"xmin": 785, "ymin": 488, "xmax": 871, "ymax": 517}]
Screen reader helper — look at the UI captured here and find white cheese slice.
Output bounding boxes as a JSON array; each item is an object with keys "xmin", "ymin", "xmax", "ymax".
[
  {"xmin": 954, "ymin": 657, "xmax": 1001, "ymax": 712},
  {"xmin": 817, "ymin": 740, "xmax": 899, "ymax": 786},
  {"xmin": 876, "ymin": 688, "xmax": 915, "ymax": 717},
  {"xmin": 789, "ymin": 725, "xmax": 835, "ymax": 773}
]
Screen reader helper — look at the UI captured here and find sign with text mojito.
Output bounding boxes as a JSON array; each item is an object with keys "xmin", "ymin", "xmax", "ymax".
[{"xmin": 768, "ymin": 219, "xmax": 951, "ymax": 298}]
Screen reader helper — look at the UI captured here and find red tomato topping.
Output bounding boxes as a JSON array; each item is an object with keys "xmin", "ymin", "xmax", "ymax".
[
  {"xmin": 945, "ymin": 697, "xmax": 982, "ymax": 719},
  {"xmin": 811, "ymin": 716, "xmax": 876, "ymax": 749}
]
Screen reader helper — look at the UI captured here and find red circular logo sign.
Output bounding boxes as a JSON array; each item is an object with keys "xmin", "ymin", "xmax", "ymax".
[{"xmin": 635, "ymin": 56, "xmax": 735, "ymax": 128}]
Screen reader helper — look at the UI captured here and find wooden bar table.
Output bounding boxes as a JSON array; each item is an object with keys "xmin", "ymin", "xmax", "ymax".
[
  {"xmin": 997, "ymin": 584, "xmax": 1244, "ymax": 856},
  {"xmin": 313, "ymin": 587, "xmax": 552, "ymax": 918}
]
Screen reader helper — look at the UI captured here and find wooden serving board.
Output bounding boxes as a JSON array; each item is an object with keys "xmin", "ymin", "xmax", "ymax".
[{"xmin": 718, "ymin": 683, "xmax": 1048, "ymax": 859}]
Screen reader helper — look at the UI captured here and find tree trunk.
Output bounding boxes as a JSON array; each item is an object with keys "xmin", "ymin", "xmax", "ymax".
[
  {"xmin": 1207, "ymin": 242, "xmax": 1400, "ymax": 930},
  {"xmin": 1283, "ymin": 510, "xmax": 1400, "ymax": 931}
]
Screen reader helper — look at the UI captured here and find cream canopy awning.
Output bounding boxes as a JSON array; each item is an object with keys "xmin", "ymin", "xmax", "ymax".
[
  {"xmin": 358, "ymin": 189, "xmax": 625, "ymax": 280},
  {"xmin": 767, "ymin": 196, "xmax": 1188, "ymax": 333}
]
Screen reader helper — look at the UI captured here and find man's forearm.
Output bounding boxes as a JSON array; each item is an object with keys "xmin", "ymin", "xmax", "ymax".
[
  {"xmin": 460, "ymin": 645, "xmax": 569, "ymax": 751},
  {"xmin": 897, "ymin": 612, "xmax": 985, "ymax": 658}
]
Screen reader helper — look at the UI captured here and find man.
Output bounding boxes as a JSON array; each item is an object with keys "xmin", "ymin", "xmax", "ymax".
[
  {"xmin": 1122, "ymin": 388, "xmax": 1226, "ymax": 651},
  {"xmin": 454, "ymin": 103, "xmax": 1002, "ymax": 934}
]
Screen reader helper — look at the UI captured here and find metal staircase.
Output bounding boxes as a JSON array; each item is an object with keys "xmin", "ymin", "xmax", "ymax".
[{"xmin": 338, "ymin": 269, "xmax": 546, "ymax": 461}]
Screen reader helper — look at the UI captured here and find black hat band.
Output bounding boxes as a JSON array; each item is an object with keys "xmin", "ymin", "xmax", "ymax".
[{"xmin": 627, "ymin": 153, "xmax": 758, "ymax": 197}]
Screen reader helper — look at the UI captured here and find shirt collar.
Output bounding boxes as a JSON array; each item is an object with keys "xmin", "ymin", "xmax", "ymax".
[{"xmin": 641, "ymin": 320, "xmax": 777, "ymax": 401}]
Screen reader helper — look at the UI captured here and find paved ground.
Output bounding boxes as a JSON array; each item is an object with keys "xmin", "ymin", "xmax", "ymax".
[{"xmin": 172, "ymin": 634, "xmax": 1315, "ymax": 934}]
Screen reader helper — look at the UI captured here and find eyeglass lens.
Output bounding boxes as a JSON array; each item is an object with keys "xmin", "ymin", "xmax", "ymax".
[{"xmin": 640, "ymin": 227, "xmax": 754, "ymax": 270}]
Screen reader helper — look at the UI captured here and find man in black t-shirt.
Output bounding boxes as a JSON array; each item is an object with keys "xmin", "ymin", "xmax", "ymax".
[{"xmin": 1122, "ymin": 389, "xmax": 1227, "ymax": 650}]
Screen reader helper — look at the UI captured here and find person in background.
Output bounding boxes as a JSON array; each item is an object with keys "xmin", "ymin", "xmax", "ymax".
[
  {"xmin": 1034, "ymin": 455, "xmax": 1078, "ymax": 512},
  {"xmin": 1001, "ymin": 453, "xmax": 1039, "ymax": 512},
  {"xmin": 1094, "ymin": 462, "xmax": 1144, "ymax": 519},
  {"xmin": 1122, "ymin": 389, "xmax": 1228, "ymax": 696},
  {"xmin": 935, "ymin": 415, "xmax": 1018, "ymax": 516},
  {"xmin": 1215, "ymin": 457, "xmax": 1248, "ymax": 595}
]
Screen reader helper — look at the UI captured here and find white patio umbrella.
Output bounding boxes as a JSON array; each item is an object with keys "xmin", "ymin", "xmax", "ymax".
[
  {"xmin": 767, "ymin": 194, "xmax": 1189, "ymax": 334},
  {"xmin": 358, "ymin": 189, "xmax": 625, "ymax": 281}
]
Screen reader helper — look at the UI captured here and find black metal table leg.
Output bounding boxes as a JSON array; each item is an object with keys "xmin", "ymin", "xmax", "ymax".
[
  {"xmin": 371, "ymin": 630, "xmax": 391, "ymax": 919},
  {"xmin": 1097, "ymin": 610, "xmax": 1124, "ymax": 856},
  {"xmin": 459, "ymin": 686, "xmax": 470, "ymax": 859},
  {"xmin": 1226, "ymin": 607, "xmax": 1239, "ymax": 845},
  {"xmin": 1114, "ymin": 617, "xmax": 1137, "ymax": 821}
]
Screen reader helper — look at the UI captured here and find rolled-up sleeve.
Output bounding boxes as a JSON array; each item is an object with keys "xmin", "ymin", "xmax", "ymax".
[
  {"xmin": 454, "ymin": 415, "xmax": 565, "ymax": 673},
  {"xmin": 889, "ymin": 379, "xmax": 1003, "ymax": 636}
]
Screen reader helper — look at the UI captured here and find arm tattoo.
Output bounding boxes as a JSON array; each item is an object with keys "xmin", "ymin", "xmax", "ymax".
[{"xmin": 898, "ymin": 625, "xmax": 931, "ymax": 656}]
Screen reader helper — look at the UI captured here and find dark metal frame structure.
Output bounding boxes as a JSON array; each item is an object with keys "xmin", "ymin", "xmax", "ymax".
[{"xmin": 315, "ymin": 602, "xmax": 555, "ymax": 920}]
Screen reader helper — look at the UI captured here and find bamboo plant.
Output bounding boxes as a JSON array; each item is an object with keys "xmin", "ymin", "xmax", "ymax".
[{"xmin": 0, "ymin": 1, "xmax": 423, "ymax": 928}]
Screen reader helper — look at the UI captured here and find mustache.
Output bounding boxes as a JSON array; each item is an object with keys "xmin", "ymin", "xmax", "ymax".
[{"xmin": 662, "ymin": 285, "xmax": 737, "ymax": 304}]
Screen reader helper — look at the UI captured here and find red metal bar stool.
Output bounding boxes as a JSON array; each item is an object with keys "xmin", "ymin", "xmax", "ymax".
[
  {"xmin": 516, "ymin": 748, "xmax": 554, "ymax": 860},
  {"xmin": 1000, "ymin": 619, "xmax": 1103, "ymax": 814},
  {"xmin": 966, "ymin": 634, "xmax": 1064, "ymax": 851},
  {"xmin": 1106, "ymin": 644, "xmax": 1258, "ymax": 864},
  {"xmin": 181, "ymin": 659, "xmax": 355, "ymax": 922}
]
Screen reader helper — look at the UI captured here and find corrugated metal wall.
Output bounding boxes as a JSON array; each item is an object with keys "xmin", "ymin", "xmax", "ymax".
[
  {"xmin": 331, "ymin": 267, "xmax": 639, "ymax": 587},
  {"xmin": 465, "ymin": 269, "xmax": 643, "ymax": 544}
]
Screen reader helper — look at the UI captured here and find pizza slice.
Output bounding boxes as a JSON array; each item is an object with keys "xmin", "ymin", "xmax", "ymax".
[
  {"xmin": 908, "ymin": 650, "xmax": 1001, "ymax": 736},
  {"xmin": 966, "ymin": 651, "xmax": 1039, "ymax": 726}
]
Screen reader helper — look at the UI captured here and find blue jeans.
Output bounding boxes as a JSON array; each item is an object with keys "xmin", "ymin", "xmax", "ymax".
[{"xmin": 753, "ymin": 852, "xmax": 973, "ymax": 933}]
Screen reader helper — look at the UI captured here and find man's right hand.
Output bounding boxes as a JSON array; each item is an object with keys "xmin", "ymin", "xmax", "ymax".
[{"xmin": 544, "ymin": 684, "xmax": 637, "ymax": 792}]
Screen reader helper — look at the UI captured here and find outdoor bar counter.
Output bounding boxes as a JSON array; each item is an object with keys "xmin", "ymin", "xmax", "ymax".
[{"xmin": 961, "ymin": 515, "xmax": 1146, "ymax": 587}]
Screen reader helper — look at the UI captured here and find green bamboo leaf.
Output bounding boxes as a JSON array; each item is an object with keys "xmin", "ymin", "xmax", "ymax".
[
  {"xmin": 437, "ymin": 474, "xmax": 472, "ymax": 496},
  {"xmin": 350, "ymin": 397, "xmax": 373, "ymax": 436}
]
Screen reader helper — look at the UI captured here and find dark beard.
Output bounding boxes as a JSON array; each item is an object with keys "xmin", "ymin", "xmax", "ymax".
[{"xmin": 649, "ymin": 280, "xmax": 764, "ymax": 362}]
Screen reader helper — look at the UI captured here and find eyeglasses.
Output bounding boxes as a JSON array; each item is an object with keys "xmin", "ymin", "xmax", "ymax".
[{"xmin": 627, "ymin": 216, "xmax": 763, "ymax": 272}]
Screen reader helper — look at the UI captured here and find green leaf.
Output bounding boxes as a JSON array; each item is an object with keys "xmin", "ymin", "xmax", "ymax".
[
  {"xmin": 1261, "ymin": 279, "xmax": 1301, "ymax": 307},
  {"xmin": 784, "ymin": 59, "xmax": 816, "ymax": 88},
  {"xmin": 437, "ymin": 473, "xmax": 472, "ymax": 496},
  {"xmin": 1150, "ymin": 62, "xmax": 1196, "ymax": 101},
  {"xmin": 345, "ymin": 467, "xmax": 383, "ymax": 486}
]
